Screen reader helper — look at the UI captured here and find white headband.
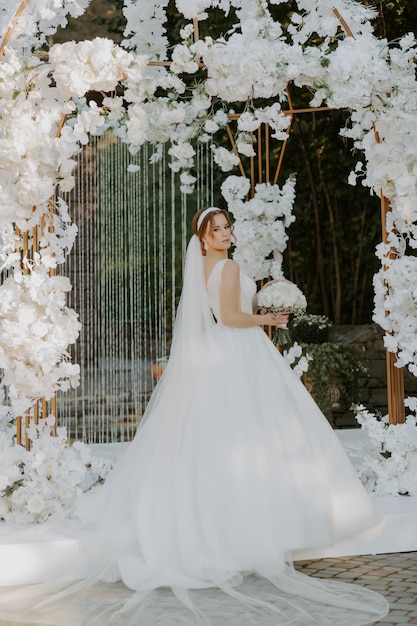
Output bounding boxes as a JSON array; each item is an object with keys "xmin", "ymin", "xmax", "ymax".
[{"xmin": 197, "ymin": 207, "xmax": 220, "ymax": 231}]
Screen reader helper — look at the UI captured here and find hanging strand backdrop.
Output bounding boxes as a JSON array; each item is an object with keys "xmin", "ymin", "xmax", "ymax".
[{"xmin": 57, "ymin": 133, "xmax": 214, "ymax": 442}]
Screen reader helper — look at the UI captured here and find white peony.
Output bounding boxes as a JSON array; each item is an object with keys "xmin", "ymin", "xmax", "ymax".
[{"xmin": 49, "ymin": 38, "xmax": 132, "ymax": 98}]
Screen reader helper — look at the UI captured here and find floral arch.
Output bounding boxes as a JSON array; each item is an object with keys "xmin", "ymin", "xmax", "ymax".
[{"xmin": 0, "ymin": 0, "xmax": 416, "ymax": 449}]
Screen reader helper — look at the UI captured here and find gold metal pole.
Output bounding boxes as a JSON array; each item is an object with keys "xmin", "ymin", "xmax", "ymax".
[
  {"xmin": 272, "ymin": 121, "xmax": 292, "ymax": 185},
  {"xmin": 380, "ymin": 194, "xmax": 405, "ymax": 424},
  {"xmin": 333, "ymin": 8, "xmax": 355, "ymax": 38},
  {"xmin": 34, "ymin": 400, "xmax": 39, "ymax": 426},
  {"xmin": 272, "ymin": 90, "xmax": 294, "ymax": 185},
  {"xmin": 24, "ymin": 409, "xmax": 30, "ymax": 450},
  {"xmin": 42, "ymin": 397, "xmax": 48, "ymax": 419},
  {"xmin": 50, "ymin": 395, "xmax": 57, "ymax": 436},
  {"xmin": 257, "ymin": 127, "xmax": 263, "ymax": 184},
  {"xmin": 14, "ymin": 226, "xmax": 23, "ymax": 445},
  {"xmin": 226, "ymin": 107, "xmax": 333, "ymax": 120},
  {"xmin": 225, "ymin": 123, "xmax": 246, "ymax": 178},
  {"xmin": 22, "ymin": 229, "xmax": 29, "ymax": 273},
  {"xmin": 193, "ymin": 17, "xmax": 200, "ymax": 42},
  {"xmin": 16, "ymin": 416, "xmax": 22, "ymax": 446},
  {"xmin": 265, "ymin": 123, "xmax": 270, "ymax": 183},
  {"xmin": 32, "ymin": 209, "xmax": 38, "ymax": 262},
  {"xmin": 250, "ymin": 152, "xmax": 255, "ymax": 197}
]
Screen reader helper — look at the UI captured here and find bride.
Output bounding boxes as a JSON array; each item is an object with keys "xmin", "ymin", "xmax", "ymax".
[{"xmin": 0, "ymin": 207, "xmax": 389, "ymax": 625}]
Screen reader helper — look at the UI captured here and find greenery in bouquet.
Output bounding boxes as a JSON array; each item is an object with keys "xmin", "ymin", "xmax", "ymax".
[{"xmin": 290, "ymin": 314, "xmax": 366, "ymax": 422}]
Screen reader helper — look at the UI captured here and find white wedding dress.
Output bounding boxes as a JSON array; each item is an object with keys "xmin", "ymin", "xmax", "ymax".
[{"xmin": 0, "ymin": 237, "xmax": 389, "ymax": 625}]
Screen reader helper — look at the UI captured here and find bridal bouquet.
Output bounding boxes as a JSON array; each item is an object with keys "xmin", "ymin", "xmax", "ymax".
[{"xmin": 258, "ymin": 279, "xmax": 307, "ymax": 345}]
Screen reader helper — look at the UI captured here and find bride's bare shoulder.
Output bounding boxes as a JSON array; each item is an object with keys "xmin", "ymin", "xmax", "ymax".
[
  {"xmin": 222, "ymin": 259, "xmax": 240, "ymax": 281},
  {"xmin": 223, "ymin": 259, "xmax": 239, "ymax": 270}
]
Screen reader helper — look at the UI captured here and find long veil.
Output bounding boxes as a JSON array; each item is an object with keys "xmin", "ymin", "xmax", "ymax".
[
  {"xmin": 138, "ymin": 234, "xmax": 217, "ymax": 432},
  {"xmin": 0, "ymin": 236, "xmax": 389, "ymax": 624}
]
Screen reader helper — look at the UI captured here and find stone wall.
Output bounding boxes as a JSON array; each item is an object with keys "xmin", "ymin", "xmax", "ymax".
[{"xmin": 332, "ymin": 324, "xmax": 417, "ymax": 428}]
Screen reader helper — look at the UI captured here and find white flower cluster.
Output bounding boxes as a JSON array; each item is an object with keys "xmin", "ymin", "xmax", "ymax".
[
  {"xmin": 221, "ymin": 175, "xmax": 296, "ymax": 280},
  {"xmin": 0, "ymin": 35, "xmax": 142, "ymax": 412},
  {"xmin": 373, "ymin": 256, "xmax": 417, "ymax": 376},
  {"xmin": 0, "ymin": 266, "xmax": 81, "ymax": 415},
  {"xmin": 0, "ymin": 49, "xmax": 72, "ymax": 231},
  {"xmin": 282, "ymin": 342, "xmax": 311, "ymax": 379},
  {"xmin": 202, "ymin": 31, "xmax": 291, "ymax": 103},
  {"xmin": 123, "ymin": 0, "xmax": 169, "ymax": 58},
  {"xmin": 326, "ymin": 33, "xmax": 417, "ymax": 372},
  {"xmin": 351, "ymin": 400, "xmax": 417, "ymax": 496},
  {"xmin": 0, "ymin": 0, "xmax": 90, "ymax": 52},
  {"xmin": 288, "ymin": 0, "xmax": 375, "ymax": 45},
  {"xmin": 343, "ymin": 34, "xmax": 417, "ymax": 239},
  {"xmin": 0, "ymin": 415, "xmax": 112, "ymax": 523},
  {"xmin": 49, "ymin": 38, "xmax": 132, "ymax": 99}
]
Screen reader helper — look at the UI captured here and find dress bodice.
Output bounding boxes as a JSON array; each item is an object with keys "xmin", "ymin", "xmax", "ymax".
[{"xmin": 206, "ymin": 259, "xmax": 257, "ymax": 323}]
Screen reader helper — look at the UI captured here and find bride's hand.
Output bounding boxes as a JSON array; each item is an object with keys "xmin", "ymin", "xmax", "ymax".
[{"xmin": 261, "ymin": 312, "xmax": 289, "ymax": 328}]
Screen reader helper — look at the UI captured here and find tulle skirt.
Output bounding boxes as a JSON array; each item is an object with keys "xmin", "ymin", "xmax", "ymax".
[{"xmin": 0, "ymin": 325, "xmax": 389, "ymax": 624}]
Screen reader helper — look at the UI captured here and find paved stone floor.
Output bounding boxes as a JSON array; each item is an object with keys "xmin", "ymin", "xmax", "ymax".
[
  {"xmin": 295, "ymin": 551, "xmax": 417, "ymax": 624},
  {"xmin": 0, "ymin": 551, "xmax": 415, "ymax": 625}
]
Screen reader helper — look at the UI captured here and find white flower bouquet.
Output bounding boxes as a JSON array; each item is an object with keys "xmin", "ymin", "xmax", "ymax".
[{"xmin": 257, "ymin": 279, "xmax": 307, "ymax": 345}]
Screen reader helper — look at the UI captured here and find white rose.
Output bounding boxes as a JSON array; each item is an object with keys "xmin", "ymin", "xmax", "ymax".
[
  {"xmin": 258, "ymin": 291, "xmax": 273, "ymax": 308},
  {"xmin": 27, "ymin": 494, "xmax": 46, "ymax": 515}
]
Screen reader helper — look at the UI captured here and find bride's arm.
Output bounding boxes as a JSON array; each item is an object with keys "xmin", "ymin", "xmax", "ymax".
[{"xmin": 220, "ymin": 260, "xmax": 288, "ymax": 329}]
